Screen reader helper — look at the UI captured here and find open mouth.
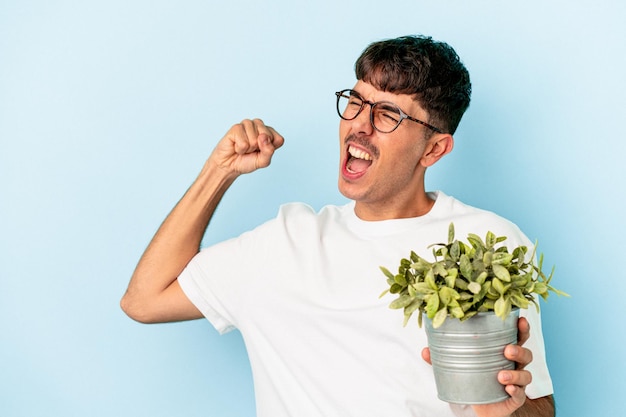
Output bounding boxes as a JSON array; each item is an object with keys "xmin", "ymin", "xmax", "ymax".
[{"xmin": 346, "ymin": 145, "xmax": 373, "ymax": 174}]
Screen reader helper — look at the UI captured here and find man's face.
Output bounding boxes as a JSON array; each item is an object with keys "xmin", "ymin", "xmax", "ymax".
[{"xmin": 338, "ymin": 81, "xmax": 437, "ymax": 220}]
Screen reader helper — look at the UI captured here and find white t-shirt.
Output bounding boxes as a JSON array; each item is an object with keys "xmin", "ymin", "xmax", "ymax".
[{"xmin": 178, "ymin": 191, "xmax": 554, "ymax": 417}]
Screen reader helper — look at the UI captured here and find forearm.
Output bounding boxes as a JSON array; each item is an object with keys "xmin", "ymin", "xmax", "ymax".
[
  {"xmin": 121, "ymin": 160, "xmax": 236, "ymax": 321},
  {"xmin": 512, "ymin": 395, "xmax": 554, "ymax": 417},
  {"xmin": 121, "ymin": 119, "xmax": 284, "ymax": 323}
]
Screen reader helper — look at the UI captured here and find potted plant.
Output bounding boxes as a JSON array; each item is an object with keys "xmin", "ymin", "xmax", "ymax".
[{"xmin": 380, "ymin": 223, "xmax": 567, "ymax": 404}]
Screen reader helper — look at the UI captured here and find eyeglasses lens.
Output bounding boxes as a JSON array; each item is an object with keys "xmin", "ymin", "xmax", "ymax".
[{"xmin": 336, "ymin": 90, "xmax": 402, "ymax": 133}]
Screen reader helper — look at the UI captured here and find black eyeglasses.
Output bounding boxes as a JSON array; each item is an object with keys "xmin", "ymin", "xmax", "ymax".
[{"xmin": 335, "ymin": 89, "xmax": 443, "ymax": 134}]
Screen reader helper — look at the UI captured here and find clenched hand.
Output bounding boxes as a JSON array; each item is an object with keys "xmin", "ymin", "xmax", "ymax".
[{"xmin": 210, "ymin": 118, "xmax": 285, "ymax": 177}]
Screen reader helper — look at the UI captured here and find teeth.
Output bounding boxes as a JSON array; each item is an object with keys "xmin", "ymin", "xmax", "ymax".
[{"xmin": 348, "ymin": 145, "xmax": 372, "ymax": 161}]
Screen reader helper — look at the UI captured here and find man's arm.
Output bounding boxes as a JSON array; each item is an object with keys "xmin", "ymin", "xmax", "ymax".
[
  {"xmin": 120, "ymin": 119, "xmax": 284, "ymax": 323},
  {"xmin": 471, "ymin": 394, "xmax": 554, "ymax": 417},
  {"xmin": 512, "ymin": 395, "xmax": 554, "ymax": 417}
]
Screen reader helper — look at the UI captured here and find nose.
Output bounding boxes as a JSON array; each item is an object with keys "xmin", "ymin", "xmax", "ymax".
[{"xmin": 350, "ymin": 103, "xmax": 375, "ymax": 136}]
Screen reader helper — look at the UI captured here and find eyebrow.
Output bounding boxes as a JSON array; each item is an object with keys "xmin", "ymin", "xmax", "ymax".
[
  {"xmin": 377, "ymin": 102, "xmax": 400, "ymax": 112},
  {"xmin": 349, "ymin": 90, "xmax": 363, "ymax": 99}
]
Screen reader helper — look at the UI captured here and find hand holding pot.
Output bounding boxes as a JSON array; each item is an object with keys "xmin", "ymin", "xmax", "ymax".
[{"xmin": 422, "ymin": 317, "xmax": 544, "ymax": 417}]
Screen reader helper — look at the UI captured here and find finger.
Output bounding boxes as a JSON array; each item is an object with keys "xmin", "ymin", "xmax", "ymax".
[
  {"xmin": 421, "ymin": 347, "xmax": 432, "ymax": 365},
  {"xmin": 254, "ymin": 121, "xmax": 284, "ymax": 169},
  {"xmin": 498, "ymin": 368, "xmax": 532, "ymax": 388},
  {"xmin": 233, "ymin": 119, "xmax": 260, "ymax": 155},
  {"xmin": 517, "ymin": 316, "xmax": 530, "ymax": 346},
  {"xmin": 255, "ymin": 130, "xmax": 285, "ymax": 169},
  {"xmin": 253, "ymin": 119, "xmax": 285, "ymax": 148},
  {"xmin": 266, "ymin": 126, "xmax": 285, "ymax": 149},
  {"xmin": 504, "ymin": 383, "xmax": 528, "ymax": 408},
  {"xmin": 504, "ymin": 344, "xmax": 533, "ymax": 369},
  {"xmin": 472, "ymin": 386, "xmax": 526, "ymax": 417},
  {"xmin": 473, "ymin": 365, "xmax": 530, "ymax": 417},
  {"xmin": 227, "ymin": 123, "xmax": 252, "ymax": 156},
  {"xmin": 255, "ymin": 134, "xmax": 276, "ymax": 169}
]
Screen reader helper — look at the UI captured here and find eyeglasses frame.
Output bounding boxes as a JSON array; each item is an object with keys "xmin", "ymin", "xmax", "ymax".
[{"xmin": 335, "ymin": 89, "xmax": 443, "ymax": 134}]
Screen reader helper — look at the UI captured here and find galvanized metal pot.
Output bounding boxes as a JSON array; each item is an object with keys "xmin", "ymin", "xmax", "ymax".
[{"xmin": 424, "ymin": 309, "xmax": 519, "ymax": 404}]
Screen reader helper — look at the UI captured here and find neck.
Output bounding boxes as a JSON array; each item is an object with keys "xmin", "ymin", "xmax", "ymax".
[{"xmin": 354, "ymin": 191, "xmax": 435, "ymax": 221}]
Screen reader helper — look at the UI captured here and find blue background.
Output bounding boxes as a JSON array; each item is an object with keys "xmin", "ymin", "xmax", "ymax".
[{"xmin": 1, "ymin": 1, "xmax": 624, "ymax": 416}]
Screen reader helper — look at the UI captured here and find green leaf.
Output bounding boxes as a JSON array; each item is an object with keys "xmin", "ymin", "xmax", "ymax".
[
  {"xmin": 455, "ymin": 278, "xmax": 469, "ymax": 291},
  {"xmin": 492, "ymin": 277, "xmax": 506, "ymax": 295},
  {"xmin": 475, "ymin": 271, "xmax": 488, "ymax": 285},
  {"xmin": 548, "ymin": 285, "xmax": 570, "ymax": 297},
  {"xmin": 380, "ymin": 266, "xmax": 395, "ymax": 280},
  {"xmin": 411, "ymin": 258, "xmax": 432, "ymax": 273},
  {"xmin": 433, "ymin": 262, "xmax": 448, "ymax": 278},
  {"xmin": 444, "ymin": 272, "xmax": 456, "ymax": 289},
  {"xmin": 468, "ymin": 281, "xmax": 482, "ymax": 294},
  {"xmin": 449, "ymin": 305, "xmax": 465, "ymax": 319},
  {"xmin": 404, "ymin": 298, "xmax": 423, "ymax": 315},
  {"xmin": 486, "ymin": 283, "xmax": 500, "ymax": 298},
  {"xmin": 448, "ymin": 222, "xmax": 455, "ymax": 244},
  {"xmin": 389, "ymin": 294, "xmax": 414, "ymax": 309},
  {"xmin": 389, "ymin": 283, "xmax": 404, "ymax": 294},
  {"xmin": 460, "ymin": 301, "xmax": 474, "ymax": 312},
  {"xmin": 450, "ymin": 240, "xmax": 460, "ymax": 261},
  {"xmin": 492, "ymin": 252, "xmax": 513, "ymax": 266},
  {"xmin": 425, "ymin": 268, "xmax": 438, "ymax": 290},
  {"xmin": 432, "ymin": 307, "xmax": 448, "ymax": 328},
  {"xmin": 467, "ymin": 233, "xmax": 485, "ymax": 250},
  {"xmin": 512, "ymin": 246, "xmax": 528, "ymax": 265},
  {"xmin": 510, "ymin": 291, "xmax": 530, "ymax": 309},
  {"xmin": 492, "ymin": 263, "xmax": 511, "ymax": 282},
  {"xmin": 486, "ymin": 231, "xmax": 497, "ymax": 249},
  {"xmin": 494, "ymin": 296, "xmax": 512, "ymax": 319},
  {"xmin": 483, "ymin": 251, "xmax": 493, "ymax": 267},
  {"xmin": 481, "ymin": 298, "xmax": 495, "ymax": 311},
  {"xmin": 439, "ymin": 286, "xmax": 460, "ymax": 305},
  {"xmin": 534, "ymin": 282, "xmax": 548, "ymax": 295},
  {"xmin": 459, "ymin": 292, "xmax": 473, "ymax": 301},
  {"xmin": 459, "ymin": 254, "xmax": 472, "ymax": 280},
  {"xmin": 425, "ymin": 293, "xmax": 440, "ymax": 318},
  {"xmin": 407, "ymin": 283, "xmax": 416, "ymax": 297},
  {"xmin": 394, "ymin": 273, "xmax": 407, "ymax": 286},
  {"xmin": 462, "ymin": 311, "xmax": 478, "ymax": 321},
  {"xmin": 412, "ymin": 282, "xmax": 434, "ymax": 294},
  {"xmin": 447, "ymin": 267, "xmax": 459, "ymax": 280},
  {"xmin": 402, "ymin": 299, "xmax": 423, "ymax": 326}
]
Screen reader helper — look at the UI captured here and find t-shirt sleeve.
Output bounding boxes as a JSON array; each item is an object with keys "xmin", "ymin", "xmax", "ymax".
[
  {"xmin": 176, "ymin": 203, "xmax": 313, "ymax": 335},
  {"xmin": 178, "ymin": 245, "xmax": 239, "ymax": 334},
  {"xmin": 177, "ymin": 221, "xmax": 274, "ymax": 334},
  {"xmin": 519, "ymin": 305, "xmax": 555, "ymax": 398}
]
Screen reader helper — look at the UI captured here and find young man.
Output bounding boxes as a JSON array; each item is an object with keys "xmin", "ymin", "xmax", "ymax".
[{"xmin": 121, "ymin": 35, "xmax": 555, "ymax": 417}]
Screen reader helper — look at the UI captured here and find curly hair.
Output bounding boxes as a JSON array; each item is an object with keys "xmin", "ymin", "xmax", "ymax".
[{"xmin": 355, "ymin": 35, "xmax": 471, "ymax": 135}]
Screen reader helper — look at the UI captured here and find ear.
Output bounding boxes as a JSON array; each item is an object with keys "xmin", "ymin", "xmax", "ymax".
[{"xmin": 420, "ymin": 134, "xmax": 454, "ymax": 167}]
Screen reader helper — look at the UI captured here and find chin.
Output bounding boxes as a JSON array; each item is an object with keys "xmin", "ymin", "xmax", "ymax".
[{"xmin": 337, "ymin": 178, "xmax": 363, "ymax": 201}]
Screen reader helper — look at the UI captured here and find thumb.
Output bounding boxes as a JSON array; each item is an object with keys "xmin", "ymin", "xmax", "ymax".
[
  {"xmin": 421, "ymin": 347, "xmax": 432, "ymax": 365},
  {"xmin": 255, "ymin": 133, "xmax": 277, "ymax": 169}
]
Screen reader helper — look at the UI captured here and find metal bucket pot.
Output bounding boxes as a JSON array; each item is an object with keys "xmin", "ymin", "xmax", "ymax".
[{"xmin": 424, "ymin": 309, "xmax": 519, "ymax": 404}]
